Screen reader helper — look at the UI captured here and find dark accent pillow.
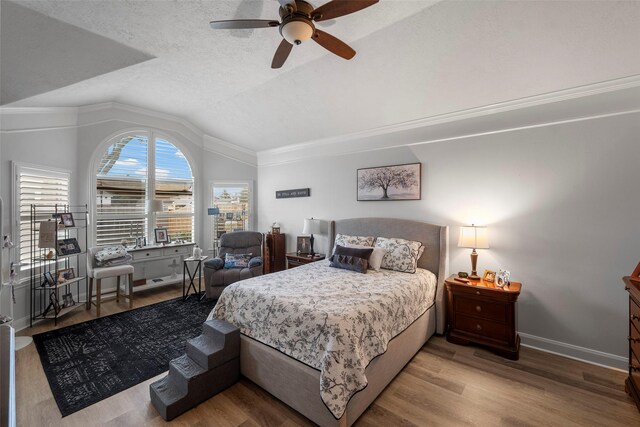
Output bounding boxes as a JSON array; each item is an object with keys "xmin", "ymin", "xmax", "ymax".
[
  {"xmin": 331, "ymin": 244, "xmax": 374, "ymax": 261},
  {"xmin": 330, "ymin": 254, "xmax": 369, "ymax": 274}
]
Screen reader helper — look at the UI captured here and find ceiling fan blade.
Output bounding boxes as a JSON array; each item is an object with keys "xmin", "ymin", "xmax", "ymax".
[
  {"xmin": 278, "ymin": 0, "xmax": 297, "ymax": 12},
  {"xmin": 272, "ymin": 39, "xmax": 294, "ymax": 68},
  {"xmin": 312, "ymin": 29, "xmax": 355, "ymax": 60},
  {"xmin": 210, "ymin": 19, "xmax": 279, "ymax": 30},
  {"xmin": 312, "ymin": 0, "xmax": 378, "ymax": 22}
]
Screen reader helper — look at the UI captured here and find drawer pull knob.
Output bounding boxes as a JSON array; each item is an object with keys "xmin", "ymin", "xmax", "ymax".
[
  {"xmin": 631, "ymin": 315, "xmax": 640, "ymax": 321},
  {"xmin": 476, "ymin": 305, "xmax": 482, "ymax": 312},
  {"xmin": 476, "ymin": 291, "xmax": 480, "ymax": 295},
  {"xmin": 476, "ymin": 324, "xmax": 482, "ymax": 331},
  {"xmin": 626, "ymin": 286, "xmax": 631, "ymax": 291},
  {"xmin": 628, "ymin": 336, "xmax": 640, "ymax": 343}
]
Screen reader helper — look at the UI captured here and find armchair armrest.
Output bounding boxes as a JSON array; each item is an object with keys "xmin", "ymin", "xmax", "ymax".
[{"xmin": 204, "ymin": 257, "xmax": 224, "ymax": 270}]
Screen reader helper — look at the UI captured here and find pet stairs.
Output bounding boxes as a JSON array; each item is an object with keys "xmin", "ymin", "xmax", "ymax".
[{"xmin": 150, "ymin": 319, "xmax": 240, "ymax": 421}]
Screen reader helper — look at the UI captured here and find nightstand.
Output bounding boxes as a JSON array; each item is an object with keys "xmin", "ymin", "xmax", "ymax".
[
  {"xmin": 286, "ymin": 253, "xmax": 325, "ymax": 269},
  {"xmin": 445, "ymin": 274, "xmax": 522, "ymax": 360}
]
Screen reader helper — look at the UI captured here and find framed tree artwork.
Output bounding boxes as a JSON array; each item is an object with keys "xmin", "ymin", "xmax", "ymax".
[{"xmin": 357, "ymin": 163, "xmax": 421, "ymax": 201}]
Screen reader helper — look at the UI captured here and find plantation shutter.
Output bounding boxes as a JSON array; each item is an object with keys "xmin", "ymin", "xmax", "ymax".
[
  {"xmin": 16, "ymin": 165, "xmax": 70, "ymax": 265},
  {"xmin": 96, "ymin": 135, "xmax": 148, "ymax": 246},
  {"xmin": 154, "ymin": 139, "xmax": 194, "ymax": 242}
]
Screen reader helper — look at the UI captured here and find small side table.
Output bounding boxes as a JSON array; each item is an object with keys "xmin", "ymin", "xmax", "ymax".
[
  {"xmin": 445, "ymin": 274, "xmax": 522, "ymax": 360},
  {"xmin": 286, "ymin": 253, "xmax": 325, "ymax": 269},
  {"xmin": 183, "ymin": 256, "xmax": 208, "ymax": 301}
]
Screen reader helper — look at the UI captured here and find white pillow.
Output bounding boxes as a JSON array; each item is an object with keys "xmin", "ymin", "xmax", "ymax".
[
  {"xmin": 374, "ymin": 237, "xmax": 424, "ymax": 273},
  {"xmin": 333, "ymin": 233, "xmax": 375, "ymax": 253},
  {"xmin": 345, "ymin": 243, "xmax": 386, "ymax": 271}
]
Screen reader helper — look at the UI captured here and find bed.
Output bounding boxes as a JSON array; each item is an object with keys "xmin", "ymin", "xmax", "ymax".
[{"xmin": 208, "ymin": 218, "xmax": 448, "ymax": 426}]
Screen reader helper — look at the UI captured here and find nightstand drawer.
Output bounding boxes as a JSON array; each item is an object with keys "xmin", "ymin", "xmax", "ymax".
[
  {"xmin": 455, "ymin": 314, "xmax": 508, "ymax": 342},
  {"xmin": 631, "ymin": 349, "xmax": 640, "ymax": 392},
  {"xmin": 455, "ymin": 296, "xmax": 507, "ymax": 322},
  {"xmin": 454, "ymin": 285, "xmax": 508, "ymax": 301}
]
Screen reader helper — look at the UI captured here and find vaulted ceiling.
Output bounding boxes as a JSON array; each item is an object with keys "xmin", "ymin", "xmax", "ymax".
[{"xmin": 3, "ymin": 0, "xmax": 640, "ymax": 153}]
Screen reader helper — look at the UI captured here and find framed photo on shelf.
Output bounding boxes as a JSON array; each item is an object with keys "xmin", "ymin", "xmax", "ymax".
[
  {"xmin": 56, "ymin": 238, "xmax": 81, "ymax": 256},
  {"xmin": 482, "ymin": 269, "xmax": 496, "ymax": 283},
  {"xmin": 42, "ymin": 271, "xmax": 56, "ymax": 287},
  {"xmin": 57, "ymin": 267, "xmax": 75, "ymax": 283},
  {"xmin": 155, "ymin": 228, "xmax": 169, "ymax": 244},
  {"xmin": 62, "ymin": 293, "xmax": 76, "ymax": 308},
  {"xmin": 60, "ymin": 212, "xmax": 75, "ymax": 227}
]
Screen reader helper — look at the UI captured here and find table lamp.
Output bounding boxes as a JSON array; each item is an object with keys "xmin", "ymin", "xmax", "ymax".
[
  {"xmin": 302, "ymin": 218, "xmax": 321, "ymax": 256},
  {"xmin": 458, "ymin": 225, "xmax": 489, "ymax": 280}
]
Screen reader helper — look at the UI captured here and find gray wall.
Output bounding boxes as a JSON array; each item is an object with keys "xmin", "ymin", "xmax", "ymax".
[{"xmin": 257, "ymin": 112, "xmax": 640, "ymax": 368}]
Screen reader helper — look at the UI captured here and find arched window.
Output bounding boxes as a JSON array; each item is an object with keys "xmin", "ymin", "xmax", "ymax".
[{"xmin": 95, "ymin": 133, "xmax": 194, "ymax": 246}]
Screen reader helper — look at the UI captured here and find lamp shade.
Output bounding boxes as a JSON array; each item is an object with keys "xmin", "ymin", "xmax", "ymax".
[
  {"xmin": 458, "ymin": 226, "xmax": 489, "ymax": 249},
  {"xmin": 149, "ymin": 199, "xmax": 164, "ymax": 213},
  {"xmin": 302, "ymin": 218, "xmax": 321, "ymax": 235}
]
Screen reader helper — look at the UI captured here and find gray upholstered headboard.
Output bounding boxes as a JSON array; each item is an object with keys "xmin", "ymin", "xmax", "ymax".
[{"xmin": 328, "ymin": 217, "xmax": 449, "ymax": 334}]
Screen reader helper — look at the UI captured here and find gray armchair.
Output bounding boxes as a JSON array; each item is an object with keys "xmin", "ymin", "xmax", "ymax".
[{"xmin": 204, "ymin": 231, "xmax": 263, "ymax": 299}]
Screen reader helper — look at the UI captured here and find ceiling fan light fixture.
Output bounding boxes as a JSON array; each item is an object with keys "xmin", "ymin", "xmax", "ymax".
[{"xmin": 281, "ymin": 20, "xmax": 314, "ymax": 45}]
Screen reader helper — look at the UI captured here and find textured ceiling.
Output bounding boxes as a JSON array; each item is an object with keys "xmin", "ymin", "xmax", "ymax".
[{"xmin": 5, "ymin": 0, "xmax": 640, "ymax": 152}]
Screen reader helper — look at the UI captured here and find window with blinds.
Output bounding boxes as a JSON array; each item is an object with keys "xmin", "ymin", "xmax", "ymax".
[
  {"xmin": 155, "ymin": 139, "xmax": 194, "ymax": 242},
  {"xmin": 95, "ymin": 134, "xmax": 194, "ymax": 246},
  {"xmin": 15, "ymin": 164, "xmax": 70, "ymax": 265}
]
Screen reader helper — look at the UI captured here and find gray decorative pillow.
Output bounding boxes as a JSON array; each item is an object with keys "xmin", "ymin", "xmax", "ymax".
[
  {"xmin": 248, "ymin": 256, "xmax": 263, "ymax": 268},
  {"xmin": 333, "ymin": 234, "xmax": 375, "ymax": 254},
  {"xmin": 205, "ymin": 257, "xmax": 224, "ymax": 270},
  {"xmin": 374, "ymin": 237, "xmax": 424, "ymax": 273},
  {"xmin": 329, "ymin": 254, "xmax": 369, "ymax": 274},
  {"xmin": 94, "ymin": 245, "xmax": 127, "ymax": 264}
]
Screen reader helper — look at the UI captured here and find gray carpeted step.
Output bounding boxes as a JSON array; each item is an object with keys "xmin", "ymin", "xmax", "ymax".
[
  {"xmin": 169, "ymin": 354, "xmax": 206, "ymax": 395},
  {"xmin": 186, "ymin": 319, "xmax": 240, "ymax": 370},
  {"xmin": 149, "ymin": 376, "xmax": 186, "ymax": 421},
  {"xmin": 150, "ymin": 319, "xmax": 241, "ymax": 421}
]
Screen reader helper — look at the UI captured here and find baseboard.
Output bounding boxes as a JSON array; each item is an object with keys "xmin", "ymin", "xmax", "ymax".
[{"xmin": 519, "ymin": 332, "xmax": 627, "ymax": 371}]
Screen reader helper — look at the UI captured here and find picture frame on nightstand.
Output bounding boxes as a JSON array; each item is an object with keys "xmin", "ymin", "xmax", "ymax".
[
  {"xmin": 482, "ymin": 269, "xmax": 496, "ymax": 282},
  {"xmin": 495, "ymin": 269, "xmax": 511, "ymax": 288}
]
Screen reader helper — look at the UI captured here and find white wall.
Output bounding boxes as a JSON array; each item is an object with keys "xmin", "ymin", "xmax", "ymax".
[
  {"xmin": 257, "ymin": 111, "xmax": 640, "ymax": 369},
  {"xmin": 0, "ymin": 105, "xmax": 257, "ymax": 330}
]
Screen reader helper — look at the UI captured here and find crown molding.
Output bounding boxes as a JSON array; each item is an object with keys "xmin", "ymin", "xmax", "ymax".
[
  {"xmin": 257, "ymin": 74, "xmax": 640, "ymax": 166},
  {"xmin": 77, "ymin": 101, "xmax": 204, "ymax": 141},
  {"xmin": 203, "ymin": 135, "xmax": 257, "ymax": 167},
  {"xmin": 0, "ymin": 101, "xmax": 257, "ymax": 166}
]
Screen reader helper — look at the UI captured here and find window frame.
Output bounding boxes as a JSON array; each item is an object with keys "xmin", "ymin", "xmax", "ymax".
[
  {"xmin": 90, "ymin": 129, "xmax": 198, "ymax": 248},
  {"xmin": 209, "ymin": 180, "xmax": 254, "ymax": 251},
  {"xmin": 12, "ymin": 161, "xmax": 72, "ymax": 271}
]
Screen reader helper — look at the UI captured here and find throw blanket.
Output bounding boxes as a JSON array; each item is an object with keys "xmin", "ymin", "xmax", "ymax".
[{"xmin": 208, "ymin": 260, "xmax": 437, "ymax": 418}]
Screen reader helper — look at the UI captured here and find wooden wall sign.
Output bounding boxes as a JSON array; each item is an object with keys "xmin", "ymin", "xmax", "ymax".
[{"xmin": 276, "ymin": 188, "xmax": 310, "ymax": 199}]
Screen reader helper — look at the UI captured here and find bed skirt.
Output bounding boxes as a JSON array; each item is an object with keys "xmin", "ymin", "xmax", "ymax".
[{"xmin": 239, "ymin": 305, "xmax": 436, "ymax": 426}]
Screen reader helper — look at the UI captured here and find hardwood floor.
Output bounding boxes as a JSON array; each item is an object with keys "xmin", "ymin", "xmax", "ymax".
[{"xmin": 16, "ymin": 285, "xmax": 640, "ymax": 426}]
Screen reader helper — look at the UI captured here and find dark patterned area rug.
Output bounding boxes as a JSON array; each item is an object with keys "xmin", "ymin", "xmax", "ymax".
[{"xmin": 33, "ymin": 297, "xmax": 217, "ymax": 417}]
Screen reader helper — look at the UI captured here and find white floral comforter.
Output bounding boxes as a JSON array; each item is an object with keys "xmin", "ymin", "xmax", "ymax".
[{"xmin": 207, "ymin": 260, "xmax": 437, "ymax": 419}]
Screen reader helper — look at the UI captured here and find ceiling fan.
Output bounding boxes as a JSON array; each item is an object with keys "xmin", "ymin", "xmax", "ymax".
[{"xmin": 210, "ymin": 0, "xmax": 379, "ymax": 68}]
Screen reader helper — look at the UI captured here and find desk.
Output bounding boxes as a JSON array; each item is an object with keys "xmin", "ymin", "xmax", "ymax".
[{"xmin": 183, "ymin": 256, "xmax": 207, "ymax": 301}]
